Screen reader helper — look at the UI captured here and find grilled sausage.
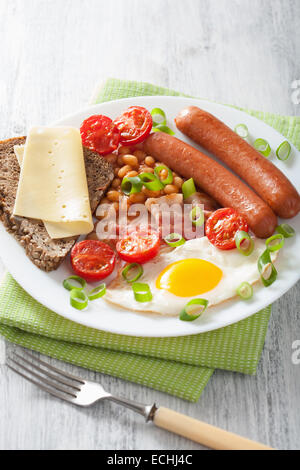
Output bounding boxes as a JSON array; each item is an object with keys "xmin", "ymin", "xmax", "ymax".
[
  {"xmin": 184, "ymin": 191, "xmax": 220, "ymax": 212},
  {"xmin": 175, "ymin": 106, "xmax": 300, "ymax": 219},
  {"xmin": 143, "ymin": 132, "xmax": 277, "ymax": 238}
]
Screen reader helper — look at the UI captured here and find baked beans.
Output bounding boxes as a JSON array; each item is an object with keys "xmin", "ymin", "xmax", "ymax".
[
  {"xmin": 133, "ymin": 150, "xmax": 146, "ymax": 162},
  {"xmin": 118, "ymin": 165, "xmax": 132, "ymax": 179},
  {"xmin": 164, "ymin": 184, "xmax": 179, "ymax": 195},
  {"xmin": 144, "ymin": 156, "xmax": 155, "ymax": 167},
  {"xmin": 122, "ymin": 154, "xmax": 138, "ymax": 167},
  {"xmin": 95, "ymin": 151, "xmax": 188, "ymax": 234},
  {"xmin": 111, "ymin": 178, "xmax": 121, "ymax": 189},
  {"xmin": 107, "ymin": 190, "xmax": 121, "ymax": 202}
]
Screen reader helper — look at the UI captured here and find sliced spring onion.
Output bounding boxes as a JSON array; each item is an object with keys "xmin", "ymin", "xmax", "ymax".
[
  {"xmin": 276, "ymin": 141, "xmax": 291, "ymax": 161},
  {"xmin": 182, "ymin": 178, "xmax": 196, "ymax": 199},
  {"xmin": 258, "ymin": 249, "xmax": 277, "ymax": 287},
  {"xmin": 237, "ymin": 282, "xmax": 253, "ymax": 300},
  {"xmin": 152, "ymin": 124, "xmax": 175, "ymax": 135},
  {"xmin": 139, "ymin": 172, "xmax": 164, "ymax": 191},
  {"xmin": 63, "ymin": 275, "xmax": 86, "ymax": 291},
  {"xmin": 265, "ymin": 234, "xmax": 285, "ymax": 252},
  {"xmin": 179, "ymin": 299, "xmax": 209, "ymax": 322},
  {"xmin": 235, "ymin": 231, "xmax": 254, "ymax": 256},
  {"xmin": 121, "ymin": 176, "xmax": 143, "ymax": 195},
  {"xmin": 70, "ymin": 288, "xmax": 89, "ymax": 310},
  {"xmin": 254, "ymin": 138, "xmax": 271, "ymax": 157},
  {"xmin": 132, "ymin": 282, "xmax": 153, "ymax": 303},
  {"xmin": 154, "ymin": 165, "xmax": 173, "ymax": 185},
  {"xmin": 122, "ymin": 263, "xmax": 144, "ymax": 283},
  {"xmin": 276, "ymin": 223, "xmax": 295, "ymax": 238},
  {"xmin": 151, "ymin": 108, "xmax": 167, "ymax": 127},
  {"xmin": 164, "ymin": 233, "xmax": 186, "ymax": 247},
  {"xmin": 234, "ymin": 123, "xmax": 249, "ymax": 139},
  {"xmin": 189, "ymin": 206, "xmax": 204, "ymax": 227},
  {"xmin": 88, "ymin": 284, "xmax": 106, "ymax": 301}
]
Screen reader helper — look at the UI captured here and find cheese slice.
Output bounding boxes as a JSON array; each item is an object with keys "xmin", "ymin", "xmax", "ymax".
[
  {"xmin": 14, "ymin": 144, "xmax": 70, "ymax": 237},
  {"xmin": 14, "ymin": 144, "xmax": 25, "ymax": 165},
  {"xmin": 13, "ymin": 127, "xmax": 93, "ymax": 239}
]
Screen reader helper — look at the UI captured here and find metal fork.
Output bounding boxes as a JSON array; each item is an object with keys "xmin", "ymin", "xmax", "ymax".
[{"xmin": 7, "ymin": 350, "xmax": 273, "ymax": 450}]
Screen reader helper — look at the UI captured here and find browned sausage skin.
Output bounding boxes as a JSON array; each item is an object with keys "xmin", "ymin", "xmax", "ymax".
[
  {"xmin": 175, "ymin": 106, "xmax": 300, "ymax": 219},
  {"xmin": 143, "ymin": 132, "xmax": 277, "ymax": 238}
]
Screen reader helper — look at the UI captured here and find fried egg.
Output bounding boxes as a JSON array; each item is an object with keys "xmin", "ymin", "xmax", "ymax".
[{"xmin": 105, "ymin": 237, "xmax": 278, "ymax": 316}]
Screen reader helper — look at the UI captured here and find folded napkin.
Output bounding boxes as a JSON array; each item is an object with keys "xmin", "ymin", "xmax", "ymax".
[{"xmin": 1, "ymin": 78, "xmax": 299, "ymax": 402}]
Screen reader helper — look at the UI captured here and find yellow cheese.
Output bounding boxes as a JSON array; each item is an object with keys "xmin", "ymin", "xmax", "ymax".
[
  {"xmin": 13, "ymin": 127, "xmax": 93, "ymax": 239},
  {"xmin": 14, "ymin": 144, "xmax": 25, "ymax": 165},
  {"xmin": 14, "ymin": 144, "xmax": 81, "ymax": 239}
]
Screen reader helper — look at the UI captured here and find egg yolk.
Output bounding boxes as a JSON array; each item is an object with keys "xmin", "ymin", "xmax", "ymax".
[{"xmin": 156, "ymin": 258, "xmax": 222, "ymax": 297}]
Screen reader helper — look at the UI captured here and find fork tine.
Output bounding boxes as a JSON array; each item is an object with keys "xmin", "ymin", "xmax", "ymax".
[
  {"xmin": 9, "ymin": 357, "xmax": 77, "ymax": 398},
  {"xmin": 19, "ymin": 350, "xmax": 85, "ymax": 384},
  {"xmin": 13, "ymin": 353, "xmax": 81, "ymax": 391},
  {"xmin": 7, "ymin": 363, "xmax": 76, "ymax": 404}
]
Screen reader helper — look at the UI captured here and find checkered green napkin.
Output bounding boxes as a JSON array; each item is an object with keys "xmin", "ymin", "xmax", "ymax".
[{"xmin": 0, "ymin": 78, "xmax": 299, "ymax": 402}]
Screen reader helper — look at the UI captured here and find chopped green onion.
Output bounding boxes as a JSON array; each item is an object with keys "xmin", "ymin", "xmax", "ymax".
[
  {"xmin": 151, "ymin": 108, "xmax": 167, "ymax": 127},
  {"xmin": 254, "ymin": 138, "xmax": 271, "ymax": 157},
  {"xmin": 182, "ymin": 178, "xmax": 196, "ymax": 199},
  {"xmin": 234, "ymin": 124, "xmax": 249, "ymax": 139},
  {"xmin": 265, "ymin": 234, "xmax": 285, "ymax": 252},
  {"xmin": 132, "ymin": 282, "xmax": 153, "ymax": 303},
  {"xmin": 152, "ymin": 125, "xmax": 175, "ymax": 135},
  {"xmin": 258, "ymin": 249, "xmax": 277, "ymax": 287},
  {"xmin": 237, "ymin": 282, "xmax": 253, "ymax": 300},
  {"xmin": 88, "ymin": 284, "xmax": 106, "ymax": 301},
  {"xmin": 276, "ymin": 223, "xmax": 295, "ymax": 238},
  {"xmin": 70, "ymin": 289, "xmax": 89, "ymax": 310},
  {"xmin": 276, "ymin": 141, "xmax": 291, "ymax": 161},
  {"xmin": 121, "ymin": 176, "xmax": 143, "ymax": 195},
  {"xmin": 189, "ymin": 206, "xmax": 204, "ymax": 227},
  {"xmin": 235, "ymin": 231, "xmax": 254, "ymax": 256},
  {"xmin": 154, "ymin": 165, "xmax": 173, "ymax": 185},
  {"xmin": 179, "ymin": 299, "xmax": 209, "ymax": 322},
  {"xmin": 63, "ymin": 275, "xmax": 86, "ymax": 291},
  {"xmin": 164, "ymin": 233, "xmax": 186, "ymax": 247},
  {"xmin": 122, "ymin": 263, "xmax": 143, "ymax": 283},
  {"xmin": 139, "ymin": 172, "xmax": 164, "ymax": 191}
]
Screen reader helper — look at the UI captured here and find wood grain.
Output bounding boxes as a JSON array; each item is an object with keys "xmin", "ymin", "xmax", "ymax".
[{"xmin": 0, "ymin": 0, "xmax": 299, "ymax": 450}]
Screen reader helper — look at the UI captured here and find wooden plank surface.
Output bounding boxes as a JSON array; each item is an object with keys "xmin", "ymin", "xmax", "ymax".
[{"xmin": 0, "ymin": 0, "xmax": 299, "ymax": 450}]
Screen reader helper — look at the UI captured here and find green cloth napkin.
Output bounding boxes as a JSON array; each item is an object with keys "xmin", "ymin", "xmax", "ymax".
[{"xmin": 1, "ymin": 78, "xmax": 299, "ymax": 402}]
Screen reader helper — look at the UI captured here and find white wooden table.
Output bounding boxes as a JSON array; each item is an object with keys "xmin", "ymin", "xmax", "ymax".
[{"xmin": 0, "ymin": 0, "xmax": 299, "ymax": 450}]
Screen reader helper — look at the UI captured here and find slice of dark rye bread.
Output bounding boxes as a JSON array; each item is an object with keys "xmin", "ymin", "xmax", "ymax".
[{"xmin": 0, "ymin": 137, "xmax": 114, "ymax": 272}]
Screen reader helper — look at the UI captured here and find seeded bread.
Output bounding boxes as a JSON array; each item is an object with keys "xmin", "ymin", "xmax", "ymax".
[{"xmin": 0, "ymin": 137, "xmax": 114, "ymax": 271}]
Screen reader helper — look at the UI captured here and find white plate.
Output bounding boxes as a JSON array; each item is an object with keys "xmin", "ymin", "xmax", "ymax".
[{"xmin": 0, "ymin": 96, "xmax": 299, "ymax": 337}]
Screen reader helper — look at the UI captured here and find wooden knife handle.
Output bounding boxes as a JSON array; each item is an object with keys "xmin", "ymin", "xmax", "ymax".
[{"xmin": 153, "ymin": 407, "xmax": 273, "ymax": 450}]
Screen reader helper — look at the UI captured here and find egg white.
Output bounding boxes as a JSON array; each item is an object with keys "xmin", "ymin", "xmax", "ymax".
[{"xmin": 105, "ymin": 237, "xmax": 278, "ymax": 316}]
